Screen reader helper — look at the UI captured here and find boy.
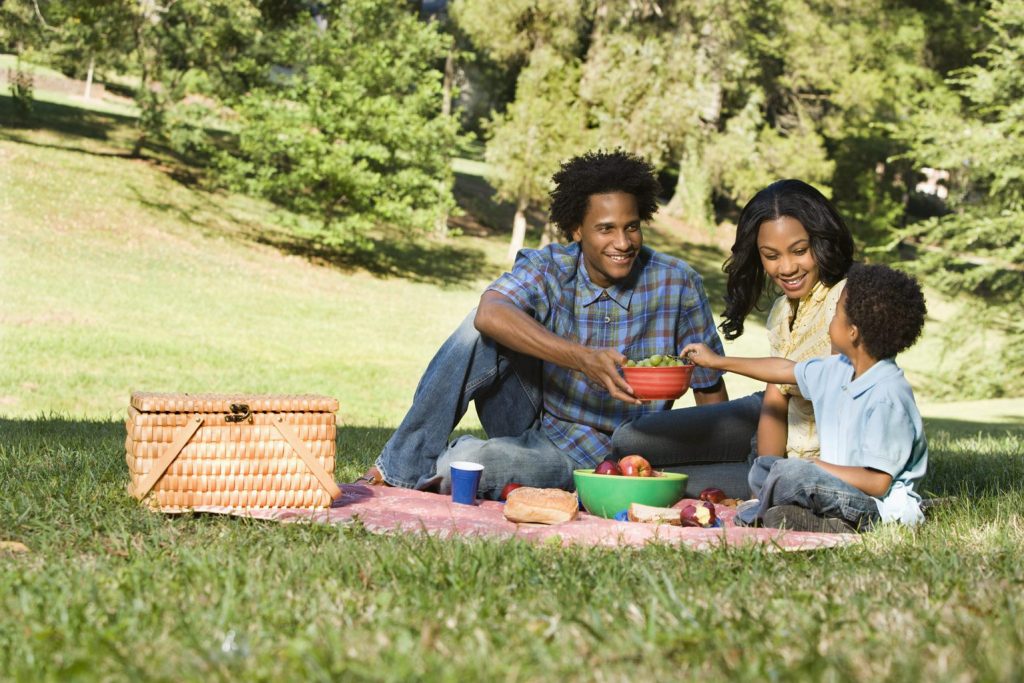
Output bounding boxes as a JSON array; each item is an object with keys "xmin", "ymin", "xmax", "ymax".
[{"xmin": 682, "ymin": 263, "xmax": 928, "ymax": 532}]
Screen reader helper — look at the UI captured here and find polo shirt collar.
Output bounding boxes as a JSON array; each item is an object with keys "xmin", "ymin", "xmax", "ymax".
[
  {"xmin": 843, "ymin": 356, "xmax": 903, "ymax": 398},
  {"xmin": 578, "ymin": 257, "xmax": 636, "ymax": 310}
]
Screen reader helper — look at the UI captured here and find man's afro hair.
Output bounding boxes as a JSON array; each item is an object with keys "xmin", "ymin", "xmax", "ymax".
[
  {"xmin": 844, "ymin": 263, "xmax": 927, "ymax": 360},
  {"xmin": 549, "ymin": 149, "xmax": 661, "ymax": 241}
]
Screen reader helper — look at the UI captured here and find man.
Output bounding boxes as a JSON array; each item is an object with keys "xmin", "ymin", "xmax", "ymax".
[{"xmin": 360, "ymin": 150, "xmax": 729, "ymax": 498}]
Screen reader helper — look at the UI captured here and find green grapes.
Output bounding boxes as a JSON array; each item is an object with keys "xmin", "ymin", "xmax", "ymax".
[{"xmin": 624, "ymin": 353, "xmax": 688, "ymax": 368}]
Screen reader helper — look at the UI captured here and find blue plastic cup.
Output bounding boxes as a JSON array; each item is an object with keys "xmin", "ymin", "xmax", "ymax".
[{"xmin": 450, "ymin": 461, "xmax": 484, "ymax": 505}]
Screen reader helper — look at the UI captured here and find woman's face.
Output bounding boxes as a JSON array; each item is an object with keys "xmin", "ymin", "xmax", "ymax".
[{"xmin": 757, "ymin": 216, "xmax": 820, "ymax": 300}]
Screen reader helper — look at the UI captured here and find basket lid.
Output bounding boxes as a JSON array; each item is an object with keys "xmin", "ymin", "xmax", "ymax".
[{"xmin": 130, "ymin": 392, "xmax": 339, "ymax": 414}]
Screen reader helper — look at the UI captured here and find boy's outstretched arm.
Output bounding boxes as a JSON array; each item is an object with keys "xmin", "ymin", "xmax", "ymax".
[{"xmin": 681, "ymin": 343, "xmax": 798, "ymax": 386}]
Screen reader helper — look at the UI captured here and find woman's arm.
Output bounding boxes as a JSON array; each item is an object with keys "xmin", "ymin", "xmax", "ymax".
[
  {"xmin": 814, "ymin": 460, "xmax": 893, "ymax": 497},
  {"xmin": 756, "ymin": 383, "xmax": 790, "ymax": 456}
]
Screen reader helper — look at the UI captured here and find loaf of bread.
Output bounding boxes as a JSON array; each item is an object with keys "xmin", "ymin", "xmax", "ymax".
[
  {"xmin": 627, "ymin": 502, "xmax": 682, "ymax": 525},
  {"xmin": 503, "ymin": 487, "xmax": 578, "ymax": 524}
]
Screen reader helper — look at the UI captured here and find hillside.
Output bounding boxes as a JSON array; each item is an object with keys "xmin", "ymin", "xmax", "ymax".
[{"xmin": 1, "ymin": 78, "xmax": 1021, "ymax": 430}]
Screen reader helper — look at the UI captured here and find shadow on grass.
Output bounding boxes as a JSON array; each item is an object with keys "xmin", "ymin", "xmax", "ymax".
[
  {"xmin": 4, "ymin": 416, "xmax": 1021, "ymax": 500},
  {"xmin": 449, "ymin": 170, "xmax": 547, "ymax": 238},
  {"xmin": 0, "ymin": 93, "xmax": 206, "ymax": 187},
  {"xmin": 0, "ymin": 93, "xmax": 137, "ymax": 151},
  {"xmin": 253, "ymin": 230, "xmax": 496, "ymax": 288},
  {"xmin": 924, "ymin": 416, "xmax": 1024, "ymax": 435}
]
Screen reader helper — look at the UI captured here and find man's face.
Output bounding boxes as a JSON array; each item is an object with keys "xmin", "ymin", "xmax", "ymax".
[{"xmin": 571, "ymin": 192, "xmax": 643, "ymax": 288}]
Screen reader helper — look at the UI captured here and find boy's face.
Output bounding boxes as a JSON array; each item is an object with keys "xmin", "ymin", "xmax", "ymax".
[
  {"xmin": 829, "ymin": 289, "xmax": 857, "ymax": 356},
  {"xmin": 572, "ymin": 192, "xmax": 643, "ymax": 288}
]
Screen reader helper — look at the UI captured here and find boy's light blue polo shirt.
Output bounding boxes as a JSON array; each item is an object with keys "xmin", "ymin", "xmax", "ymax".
[{"xmin": 795, "ymin": 355, "xmax": 928, "ymax": 525}]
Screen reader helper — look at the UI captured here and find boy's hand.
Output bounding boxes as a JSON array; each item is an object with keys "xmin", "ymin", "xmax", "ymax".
[{"xmin": 681, "ymin": 343, "xmax": 722, "ymax": 369}]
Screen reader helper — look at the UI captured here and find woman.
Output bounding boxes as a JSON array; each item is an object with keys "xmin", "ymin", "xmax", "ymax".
[{"xmin": 611, "ymin": 179, "xmax": 855, "ymax": 497}]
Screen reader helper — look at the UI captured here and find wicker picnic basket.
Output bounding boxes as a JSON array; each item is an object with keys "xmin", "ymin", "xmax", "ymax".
[{"xmin": 125, "ymin": 391, "xmax": 342, "ymax": 512}]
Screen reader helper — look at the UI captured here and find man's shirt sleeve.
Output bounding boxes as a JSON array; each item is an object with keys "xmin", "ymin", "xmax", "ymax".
[{"xmin": 486, "ymin": 250, "xmax": 552, "ymax": 321}]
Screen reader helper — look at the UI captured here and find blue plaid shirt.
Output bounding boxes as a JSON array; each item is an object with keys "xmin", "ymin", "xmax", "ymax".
[{"xmin": 487, "ymin": 242, "xmax": 725, "ymax": 466}]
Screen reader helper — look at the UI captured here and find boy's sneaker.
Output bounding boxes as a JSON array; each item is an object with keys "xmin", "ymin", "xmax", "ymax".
[
  {"xmin": 920, "ymin": 496, "xmax": 957, "ymax": 517},
  {"xmin": 763, "ymin": 505, "xmax": 857, "ymax": 534}
]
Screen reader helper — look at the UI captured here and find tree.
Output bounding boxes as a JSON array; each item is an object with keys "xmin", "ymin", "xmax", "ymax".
[
  {"xmin": 484, "ymin": 46, "xmax": 591, "ymax": 259},
  {"xmin": 219, "ymin": 0, "xmax": 460, "ymax": 245},
  {"xmin": 895, "ymin": 0, "xmax": 1024, "ymax": 396},
  {"xmin": 453, "ymin": 0, "xmax": 589, "ymax": 258}
]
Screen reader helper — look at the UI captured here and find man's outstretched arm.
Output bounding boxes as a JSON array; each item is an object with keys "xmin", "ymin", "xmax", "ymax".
[{"xmin": 475, "ymin": 290, "xmax": 641, "ymax": 404}]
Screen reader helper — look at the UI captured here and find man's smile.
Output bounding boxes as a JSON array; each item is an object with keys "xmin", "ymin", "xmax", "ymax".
[{"xmin": 606, "ymin": 252, "xmax": 635, "ymax": 264}]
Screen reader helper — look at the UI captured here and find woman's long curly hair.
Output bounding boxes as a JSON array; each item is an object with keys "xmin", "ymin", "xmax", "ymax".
[{"xmin": 719, "ymin": 179, "xmax": 854, "ymax": 340}]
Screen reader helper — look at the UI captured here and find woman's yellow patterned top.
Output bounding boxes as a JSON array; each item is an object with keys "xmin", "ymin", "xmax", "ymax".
[{"xmin": 765, "ymin": 278, "xmax": 847, "ymax": 458}]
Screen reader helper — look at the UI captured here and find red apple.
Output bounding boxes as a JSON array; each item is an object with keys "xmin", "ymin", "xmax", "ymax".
[
  {"xmin": 618, "ymin": 454, "xmax": 653, "ymax": 477},
  {"xmin": 500, "ymin": 482, "xmax": 524, "ymax": 501},
  {"xmin": 699, "ymin": 487, "xmax": 727, "ymax": 504},
  {"xmin": 680, "ymin": 501, "xmax": 717, "ymax": 528},
  {"xmin": 594, "ymin": 459, "xmax": 622, "ymax": 476}
]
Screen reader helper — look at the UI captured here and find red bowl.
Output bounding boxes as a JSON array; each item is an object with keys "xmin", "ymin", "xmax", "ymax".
[{"xmin": 622, "ymin": 364, "xmax": 695, "ymax": 400}]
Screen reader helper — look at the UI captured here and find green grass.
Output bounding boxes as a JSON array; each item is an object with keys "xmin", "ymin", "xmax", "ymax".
[
  {"xmin": 2, "ymin": 417, "xmax": 1023, "ymax": 681},
  {"xmin": 2, "ymin": 92, "xmax": 1024, "ymax": 681}
]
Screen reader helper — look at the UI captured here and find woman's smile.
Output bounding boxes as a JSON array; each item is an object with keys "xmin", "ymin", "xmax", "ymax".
[{"xmin": 757, "ymin": 216, "xmax": 819, "ymax": 300}]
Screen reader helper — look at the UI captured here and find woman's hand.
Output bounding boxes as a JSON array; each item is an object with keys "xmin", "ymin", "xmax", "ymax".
[{"xmin": 680, "ymin": 343, "xmax": 723, "ymax": 369}]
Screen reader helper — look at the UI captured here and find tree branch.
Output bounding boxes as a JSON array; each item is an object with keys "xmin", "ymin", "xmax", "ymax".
[{"xmin": 32, "ymin": 0, "xmax": 58, "ymax": 31}]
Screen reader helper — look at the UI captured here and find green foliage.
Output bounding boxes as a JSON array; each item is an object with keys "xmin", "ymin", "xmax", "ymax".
[
  {"xmin": 216, "ymin": 0, "xmax": 459, "ymax": 244},
  {"xmin": 703, "ymin": 93, "xmax": 834, "ymax": 206},
  {"xmin": 7, "ymin": 62, "xmax": 34, "ymax": 119},
  {"xmin": 454, "ymin": 0, "xmax": 591, "ymax": 250},
  {"xmin": 889, "ymin": 0, "xmax": 1024, "ymax": 397},
  {"xmin": 483, "ymin": 46, "xmax": 590, "ymax": 208},
  {"xmin": 451, "ymin": 0, "xmax": 586, "ymax": 66}
]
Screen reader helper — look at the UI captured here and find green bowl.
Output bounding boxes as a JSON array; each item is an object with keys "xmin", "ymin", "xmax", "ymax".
[{"xmin": 573, "ymin": 469, "xmax": 688, "ymax": 519}]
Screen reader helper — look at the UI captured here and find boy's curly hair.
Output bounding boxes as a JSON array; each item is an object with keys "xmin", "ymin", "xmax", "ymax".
[
  {"xmin": 549, "ymin": 150, "xmax": 661, "ymax": 241},
  {"xmin": 844, "ymin": 264, "xmax": 927, "ymax": 360}
]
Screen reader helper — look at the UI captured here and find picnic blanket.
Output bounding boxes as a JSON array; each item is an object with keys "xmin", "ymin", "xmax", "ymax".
[{"xmin": 188, "ymin": 484, "xmax": 860, "ymax": 551}]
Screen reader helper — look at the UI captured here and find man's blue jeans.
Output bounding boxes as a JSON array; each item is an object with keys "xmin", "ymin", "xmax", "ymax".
[
  {"xmin": 739, "ymin": 457, "xmax": 881, "ymax": 529},
  {"xmin": 374, "ymin": 311, "xmax": 577, "ymax": 497}
]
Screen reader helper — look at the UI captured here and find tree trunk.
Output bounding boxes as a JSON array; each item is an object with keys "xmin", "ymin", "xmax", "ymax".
[
  {"xmin": 508, "ymin": 194, "xmax": 529, "ymax": 262},
  {"xmin": 441, "ymin": 47, "xmax": 455, "ymax": 117},
  {"xmin": 434, "ymin": 46, "xmax": 456, "ymax": 239},
  {"xmin": 538, "ymin": 221, "xmax": 559, "ymax": 248},
  {"xmin": 666, "ymin": 142, "xmax": 713, "ymax": 230},
  {"xmin": 83, "ymin": 54, "xmax": 95, "ymax": 100},
  {"xmin": 666, "ymin": 22, "xmax": 723, "ymax": 229}
]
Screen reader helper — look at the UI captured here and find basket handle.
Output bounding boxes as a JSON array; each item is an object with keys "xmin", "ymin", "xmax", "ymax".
[
  {"xmin": 133, "ymin": 415, "xmax": 204, "ymax": 501},
  {"xmin": 272, "ymin": 417, "xmax": 342, "ymax": 501}
]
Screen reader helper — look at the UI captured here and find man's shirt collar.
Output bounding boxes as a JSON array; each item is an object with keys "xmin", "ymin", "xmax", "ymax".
[{"xmin": 577, "ymin": 252, "xmax": 639, "ymax": 310}]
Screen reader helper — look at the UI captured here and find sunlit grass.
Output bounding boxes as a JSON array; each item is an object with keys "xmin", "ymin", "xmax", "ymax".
[{"xmin": 1, "ymin": 94, "xmax": 1023, "ymax": 681}]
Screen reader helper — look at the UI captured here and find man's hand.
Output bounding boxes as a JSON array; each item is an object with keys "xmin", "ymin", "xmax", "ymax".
[
  {"xmin": 476, "ymin": 292, "xmax": 642, "ymax": 404},
  {"xmin": 681, "ymin": 342, "xmax": 723, "ymax": 369},
  {"xmin": 576, "ymin": 347, "xmax": 642, "ymax": 405}
]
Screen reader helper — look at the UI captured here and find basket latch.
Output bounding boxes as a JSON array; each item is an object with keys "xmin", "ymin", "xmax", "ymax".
[{"xmin": 225, "ymin": 403, "xmax": 252, "ymax": 423}]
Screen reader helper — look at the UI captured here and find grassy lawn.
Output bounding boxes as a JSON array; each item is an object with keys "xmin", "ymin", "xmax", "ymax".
[{"xmin": 2, "ymin": 91, "xmax": 1023, "ymax": 681}]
